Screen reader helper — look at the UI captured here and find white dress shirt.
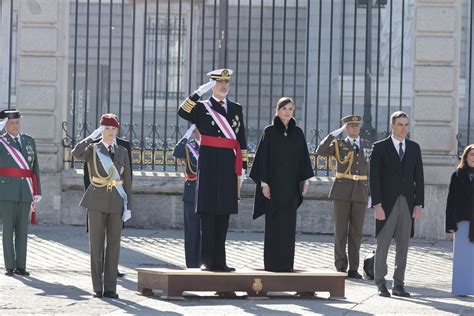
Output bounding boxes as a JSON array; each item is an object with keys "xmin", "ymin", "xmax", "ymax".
[{"xmin": 345, "ymin": 136, "xmax": 360, "ymax": 149}]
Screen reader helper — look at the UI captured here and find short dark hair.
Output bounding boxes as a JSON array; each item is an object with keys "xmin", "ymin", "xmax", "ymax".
[
  {"xmin": 276, "ymin": 97, "xmax": 294, "ymax": 111},
  {"xmin": 390, "ymin": 111, "xmax": 408, "ymax": 124}
]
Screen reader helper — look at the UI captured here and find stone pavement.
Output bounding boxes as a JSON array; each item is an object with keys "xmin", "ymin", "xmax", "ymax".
[{"xmin": 0, "ymin": 225, "xmax": 473, "ymax": 315}]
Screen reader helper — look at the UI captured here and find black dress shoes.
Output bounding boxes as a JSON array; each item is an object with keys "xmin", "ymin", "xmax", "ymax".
[
  {"xmin": 103, "ymin": 291, "xmax": 119, "ymax": 299},
  {"xmin": 377, "ymin": 284, "xmax": 391, "ymax": 297},
  {"xmin": 5, "ymin": 269, "xmax": 13, "ymax": 276},
  {"xmin": 347, "ymin": 270, "xmax": 363, "ymax": 279},
  {"xmin": 215, "ymin": 265, "xmax": 236, "ymax": 272},
  {"xmin": 117, "ymin": 271, "xmax": 125, "ymax": 278},
  {"xmin": 392, "ymin": 286, "xmax": 410, "ymax": 297},
  {"xmin": 14, "ymin": 268, "xmax": 30, "ymax": 276},
  {"xmin": 93, "ymin": 291, "xmax": 103, "ymax": 298}
]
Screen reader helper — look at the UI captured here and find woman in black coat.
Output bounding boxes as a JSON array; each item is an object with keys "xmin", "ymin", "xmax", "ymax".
[
  {"xmin": 249, "ymin": 97, "xmax": 314, "ymax": 272},
  {"xmin": 446, "ymin": 144, "xmax": 474, "ymax": 296}
]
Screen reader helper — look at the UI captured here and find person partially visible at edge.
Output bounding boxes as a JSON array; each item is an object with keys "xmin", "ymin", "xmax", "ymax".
[
  {"xmin": 173, "ymin": 124, "xmax": 202, "ymax": 268},
  {"xmin": 446, "ymin": 144, "xmax": 474, "ymax": 296},
  {"xmin": 0, "ymin": 109, "xmax": 41, "ymax": 277}
]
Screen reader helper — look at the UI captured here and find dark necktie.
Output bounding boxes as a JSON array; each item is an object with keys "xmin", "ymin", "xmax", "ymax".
[
  {"xmin": 353, "ymin": 139, "xmax": 359, "ymax": 154},
  {"xmin": 13, "ymin": 137, "xmax": 21, "ymax": 151},
  {"xmin": 398, "ymin": 142, "xmax": 404, "ymax": 160},
  {"xmin": 108, "ymin": 145, "xmax": 115, "ymax": 160},
  {"xmin": 218, "ymin": 100, "xmax": 226, "ymax": 113}
]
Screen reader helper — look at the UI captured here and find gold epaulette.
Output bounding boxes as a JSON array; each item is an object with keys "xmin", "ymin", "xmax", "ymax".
[
  {"xmin": 241, "ymin": 149, "xmax": 248, "ymax": 162},
  {"xmin": 181, "ymin": 98, "xmax": 197, "ymax": 113}
]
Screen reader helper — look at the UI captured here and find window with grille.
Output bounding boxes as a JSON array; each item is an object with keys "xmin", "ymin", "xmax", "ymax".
[{"xmin": 144, "ymin": 15, "xmax": 186, "ymax": 101}]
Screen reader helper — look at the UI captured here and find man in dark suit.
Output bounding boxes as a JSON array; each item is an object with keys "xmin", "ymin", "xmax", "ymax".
[
  {"xmin": 370, "ymin": 111, "xmax": 424, "ymax": 298},
  {"xmin": 83, "ymin": 114, "xmax": 132, "ymax": 278}
]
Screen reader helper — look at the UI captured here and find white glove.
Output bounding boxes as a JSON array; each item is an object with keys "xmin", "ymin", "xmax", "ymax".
[
  {"xmin": 194, "ymin": 80, "xmax": 216, "ymax": 97},
  {"xmin": 183, "ymin": 124, "xmax": 196, "ymax": 140},
  {"xmin": 33, "ymin": 195, "xmax": 42, "ymax": 203},
  {"xmin": 330, "ymin": 123, "xmax": 347, "ymax": 137},
  {"xmin": 122, "ymin": 209, "xmax": 132, "ymax": 222},
  {"xmin": 87, "ymin": 126, "xmax": 105, "ymax": 141},
  {"xmin": 0, "ymin": 117, "xmax": 8, "ymax": 131}
]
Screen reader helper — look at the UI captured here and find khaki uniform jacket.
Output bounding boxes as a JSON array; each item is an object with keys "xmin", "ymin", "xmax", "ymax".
[
  {"xmin": 0, "ymin": 133, "xmax": 41, "ymax": 202},
  {"xmin": 72, "ymin": 138, "xmax": 132, "ymax": 213},
  {"xmin": 316, "ymin": 134, "xmax": 370, "ymax": 203}
]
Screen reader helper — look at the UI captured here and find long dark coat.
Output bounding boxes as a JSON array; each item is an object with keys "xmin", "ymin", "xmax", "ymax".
[
  {"xmin": 178, "ymin": 96, "xmax": 247, "ymax": 215},
  {"xmin": 249, "ymin": 116, "xmax": 314, "ymax": 219}
]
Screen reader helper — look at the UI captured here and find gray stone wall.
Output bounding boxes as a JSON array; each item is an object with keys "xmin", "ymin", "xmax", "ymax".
[{"xmin": 55, "ymin": 170, "xmax": 449, "ymax": 239}]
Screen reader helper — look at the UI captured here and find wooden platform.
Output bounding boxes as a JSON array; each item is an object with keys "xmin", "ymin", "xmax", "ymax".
[{"xmin": 136, "ymin": 268, "xmax": 346, "ymax": 299}]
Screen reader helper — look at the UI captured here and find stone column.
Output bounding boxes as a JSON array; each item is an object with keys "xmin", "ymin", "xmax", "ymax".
[
  {"xmin": 412, "ymin": 0, "xmax": 461, "ymax": 238},
  {"xmin": 16, "ymin": 0, "xmax": 69, "ymax": 224}
]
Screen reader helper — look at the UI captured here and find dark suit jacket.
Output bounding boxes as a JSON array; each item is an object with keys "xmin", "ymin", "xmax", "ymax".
[
  {"xmin": 83, "ymin": 137, "xmax": 132, "ymax": 189},
  {"xmin": 370, "ymin": 136, "xmax": 424, "ymax": 237}
]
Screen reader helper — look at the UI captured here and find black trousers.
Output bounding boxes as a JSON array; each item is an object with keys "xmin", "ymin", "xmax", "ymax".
[{"xmin": 200, "ymin": 214, "xmax": 230, "ymax": 269}]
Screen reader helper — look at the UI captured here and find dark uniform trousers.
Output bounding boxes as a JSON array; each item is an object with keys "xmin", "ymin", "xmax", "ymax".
[
  {"xmin": 333, "ymin": 200, "xmax": 366, "ymax": 272},
  {"xmin": 183, "ymin": 193, "xmax": 201, "ymax": 268},
  {"xmin": 172, "ymin": 138, "xmax": 201, "ymax": 268},
  {"xmin": 2, "ymin": 201, "xmax": 30, "ymax": 270},
  {"xmin": 200, "ymin": 214, "xmax": 230, "ymax": 269},
  {"xmin": 88, "ymin": 209, "xmax": 122, "ymax": 293},
  {"xmin": 316, "ymin": 134, "xmax": 370, "ymax": 272}
]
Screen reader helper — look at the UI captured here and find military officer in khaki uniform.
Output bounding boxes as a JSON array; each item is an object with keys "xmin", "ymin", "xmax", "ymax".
[
  {"xmin": 316, "ymin": 115, "xmax": 370, "ymax": 279},
  {"xmin": 72, "ymin": 114, "xmax": 132, "ymax": 299},
  {"xmin": 0, "ymin": 109, "xmax": 41, "ymax": 276}
]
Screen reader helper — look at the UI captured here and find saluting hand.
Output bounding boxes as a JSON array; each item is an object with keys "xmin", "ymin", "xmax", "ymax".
[
  {"xmin": 195, "ymin": 80, "xmax": 217, "ymax": 97},
  {"xmin": 330, "ymin": 123, "xmax": 347, "ymax": 137},
  {"xmin": 88, "ymin": 126, "xmax": 105, "ymax": 140},
  {"xmin": 262, "ymin": 185, "xmax": 271, "ymax": 199},
  {"xmin": 374, "ymin": 204, "xmax": 386, "ymax": 221},
  {"xmin": 0, "ymin": 117, "xmax": 8, "ymax": 131}
]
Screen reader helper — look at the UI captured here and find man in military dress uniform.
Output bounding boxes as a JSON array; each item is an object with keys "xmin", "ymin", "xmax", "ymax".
[
  {"xmin": 173, "ymin": 124, "xmax": 201, "ymax": 268},
  {"xmin": 316, "ymin": 115, "xmax": 370, "ymax": 279},
  {"xmin": 178, "ymin": 69, "xmax": 248, "ymax": 272},
  {"xmin": 0, "ymin": 109, "xmax": 41, "ymax": 276},
  {"xmin": 72, "ymin": 114, "xmax": 132, "ymax": 299}
]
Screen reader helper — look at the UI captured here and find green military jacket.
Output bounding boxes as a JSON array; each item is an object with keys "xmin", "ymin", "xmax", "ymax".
[
  {"xmin": 0, "ymin": 133, "xmax": 41, "ymax": 202},
  {"xmin": 316, "ymin": 134, "xmax": 371, "ymax": 203},
  {"xmin": 72, "ymin": 138, "xmax": 132, "ymax": 213}
]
